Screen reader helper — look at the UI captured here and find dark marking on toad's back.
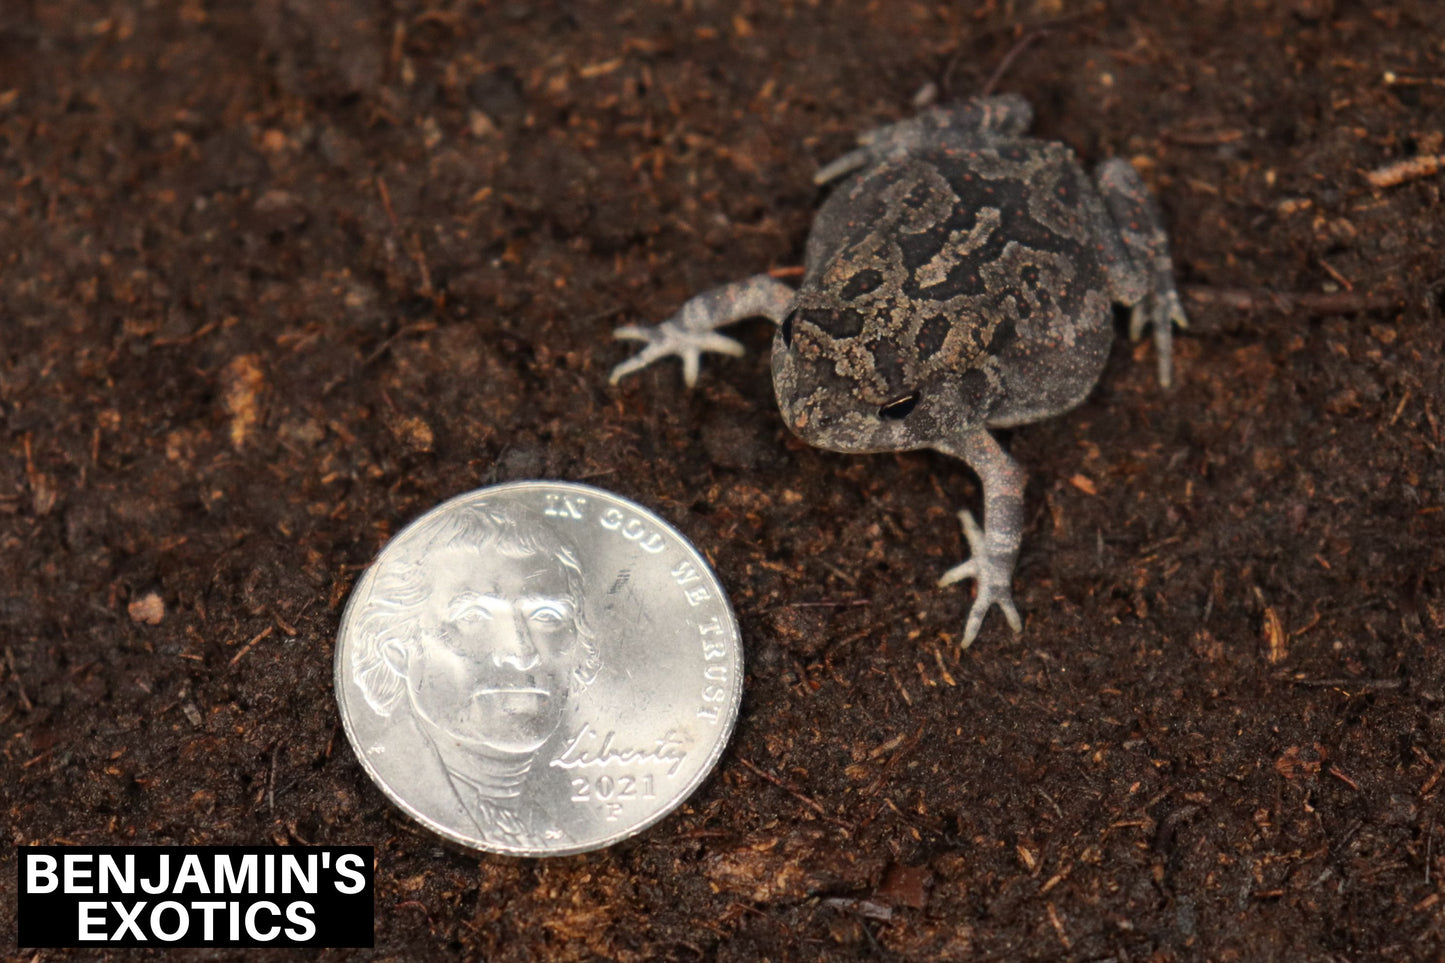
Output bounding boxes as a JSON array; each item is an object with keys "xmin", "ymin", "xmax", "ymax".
[{"xmin": 609, "ymin": 93, "xmax": 1188, "ymax": 647}]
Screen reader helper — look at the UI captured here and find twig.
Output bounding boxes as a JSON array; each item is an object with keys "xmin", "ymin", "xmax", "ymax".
[
  {"xmin": 266, "ymin": 745, "xmax": 279, "ymax": 811},
  {"xmin": 736, "ymin": 757, "xmax": 850, "ymax": 831},
  {"xmin": 981, "ymin": 29, "xmax": 1048, "ymax": 97},
  {"xmin": 1317, "ymin": 257, "xmax": 1355, "ymax": 291},
  {"xmin": 1162, "ymin": 128, "xmax": 1245, "ymax": 147},
  {"xmin": 943, "ymin": 14, "xmax": 1089, "ymax": 98},
  {"xmin": 1366, "ymin": 153, "xmax": 1445, "ymax": 189},
  {"xmin": 1046, "ymin": 902, "xmax": 1072, "ymax": 951},
  {"xmin": 375, "ymin": 176, "xmax": 435, "ymax": 298},
  {"xmin": 1420, "ymin": 760, "xmax": 1445, "ymax": 797},
  {"xmin": 375, "ymin": 175, "xmax": 399, "ymax": 231},
  {"xmin": 1278, "ymin": 676, "xmax": 1403, "ymax": 691},
  {"xmin": 360, "ymin": 320, "xmax": 437, "ymax": 369},
  {"xmin": 1383, "ymin": 71, "xmax": 1445, "ymax": 88},
  {"xmin": 1428, "ymin": 817, "xmax": 1434, "ymax": 886},
  {"xmin": 5, "ymin": 646, "xmax": 32, "ymax": 712},
  {"xmin": 1184, "ymin": 285, "xmax": 1397, "ymax": 314},
  {"xmin": 1327, "ymin": 766, "xmax": 1359, "ymax": 791},
  {"xmin": 229, "ymin": 626, "xmax": 275, "ymax": 666}
]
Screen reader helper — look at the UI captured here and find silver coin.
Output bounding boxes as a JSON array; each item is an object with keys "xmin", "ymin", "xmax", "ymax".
[{"xmin": 333, "ymin": 481, "xmax": 743, "ymax": 857}]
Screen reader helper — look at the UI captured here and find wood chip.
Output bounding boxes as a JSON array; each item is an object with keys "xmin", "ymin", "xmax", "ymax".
[
  {"xmin": 1366, "ymin": 153, "xmax": 1445, "ymax": 188},
  {"xmin": 127, "ymin": 592, "xmax": 165, "ymax": 625}
]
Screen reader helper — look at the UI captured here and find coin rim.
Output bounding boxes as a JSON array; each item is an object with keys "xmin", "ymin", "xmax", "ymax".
[{"xmin": 333, "ymin": 479, "xmax": 744, "ymax": 857}]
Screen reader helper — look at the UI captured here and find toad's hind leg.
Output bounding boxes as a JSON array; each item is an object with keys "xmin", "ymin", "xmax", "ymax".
[
  {"xmin": 1094, "ymin": 158, "xmax": 1189, "ymax": 387},
  {"xmin": 936, "ymin": 428, "xmax": 1026, "ymax": 648}
]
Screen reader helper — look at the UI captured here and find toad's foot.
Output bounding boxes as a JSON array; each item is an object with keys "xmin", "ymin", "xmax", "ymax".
[
  {"xmin": 609, "ymin": 275, "xmax": 795, "ymax": 388},
  {"xmin": 938, "ymin": 509, "xmax": 1023, "ymax": 648},
  {"xmin": 610, "ymin": 323, "xmax": 745, "ymax": 388},
  {"xmin": 1095, "ymin": 157, "xmax": 1190, "ymax": 388},
  {"xmin": 1128, "ymin": 288, "xmax": 1189, "ymax": 389}
]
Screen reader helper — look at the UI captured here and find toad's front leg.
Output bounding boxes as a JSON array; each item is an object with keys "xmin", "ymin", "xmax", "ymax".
[
  {"xmin": 936, "ymin": 428, "xmax": 1026, "ymax": 647},
  {"xmin": 610, "ymin": 275, "xmax": 795, "ymax": 387}
]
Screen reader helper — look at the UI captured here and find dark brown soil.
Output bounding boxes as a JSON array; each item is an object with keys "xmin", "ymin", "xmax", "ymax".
[{"xmin": 4, "ymin": 1, "xmax": 1444, "ymax": 959}]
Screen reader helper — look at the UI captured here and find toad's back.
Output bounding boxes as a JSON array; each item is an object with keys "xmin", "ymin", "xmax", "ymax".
[{"xmin": 795, "ymin": 137, "xmax": 1118, "ymax": 431}]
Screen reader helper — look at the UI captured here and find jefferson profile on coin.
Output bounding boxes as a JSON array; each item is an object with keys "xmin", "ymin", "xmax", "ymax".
[{"xmin": 348, "ymin": 501, "xmax": 600, "ymax": 850}]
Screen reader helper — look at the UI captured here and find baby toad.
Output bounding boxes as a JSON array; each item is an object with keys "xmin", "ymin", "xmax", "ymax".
[{"xmin": 610, "ymin": 94, "xmax": 1187, "ymax": 646}]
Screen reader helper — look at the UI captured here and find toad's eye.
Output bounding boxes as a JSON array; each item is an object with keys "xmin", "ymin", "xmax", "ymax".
[
  {"xmin": 878, "ymin": 392, "xmax": 919, "ymax": 420},
  {"xmin": 780, "ymin": 311, "xmax": 796, "ymax": 349}
]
